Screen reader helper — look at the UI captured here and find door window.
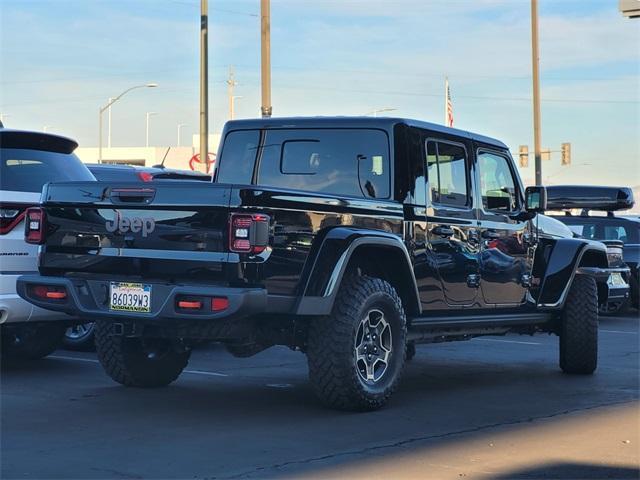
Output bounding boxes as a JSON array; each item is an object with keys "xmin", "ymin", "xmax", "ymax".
[
  {"xmin": 477, "ymin": 151, "xmax": 519, "ymax": 213},
  {"xmin": 426, "ymin": 140, "xmax": 469, "ymax": 207}
]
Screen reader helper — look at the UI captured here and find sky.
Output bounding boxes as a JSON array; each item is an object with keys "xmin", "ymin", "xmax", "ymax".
[{"xmin": 0, "ymin": 0, "xmax": 639, "ymax": 187}]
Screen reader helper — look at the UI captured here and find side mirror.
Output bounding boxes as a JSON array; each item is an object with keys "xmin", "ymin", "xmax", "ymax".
[{"xmin": 525, "ymin": 186, "xmax": 547, "ymax": 213}]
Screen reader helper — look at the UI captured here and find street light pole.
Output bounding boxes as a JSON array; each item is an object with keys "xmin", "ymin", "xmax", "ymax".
[
  {"xmin": 145, "ymin": 112, "xmax": 157, "ymax": 147},
  {"xmin": 199, "ymin": 0, "xmax": 209, "ymax": 171},
  {"xmin": 231, "ymin": 96, "xmax": 243, "ymax": 120},
  {"xmin": 365, "ymin": 108, "xmax": 397, "ymax": 117},
  {"xmin": 531, "ymin": 0, "xmax": 543, "ymax": 186},
  {"xmin": 177, "ymin": 123, "xmax": 187, "ymax": 147},
  {"xmin": 98, "ymin": 83, "xmax": 158, "ymax": 163},
  {"xmin": 260, "ymin": 0, "xmax": 272, "ymax": 118},
  {"xmin": 107, "ymin": 98, "xmax": 113, "ymax": 148},
  {"xmin": 227, "ymin": 65, "xmax": 238, "ymax": 120}
]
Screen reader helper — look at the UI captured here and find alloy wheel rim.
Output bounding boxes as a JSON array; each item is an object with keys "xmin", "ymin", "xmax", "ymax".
[
  {"xmin": 354, "ymin": 309, "xmax": 392, "ymax": 384},
  {"xmin": 65, "ymin": 323, "xmax": 93, "ymax": 340}
]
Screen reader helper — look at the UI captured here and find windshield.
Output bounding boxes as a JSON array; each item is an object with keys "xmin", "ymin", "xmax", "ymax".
[{"xmin": 0, "ymin": 148, "xmax": 94, "ymax": 193}]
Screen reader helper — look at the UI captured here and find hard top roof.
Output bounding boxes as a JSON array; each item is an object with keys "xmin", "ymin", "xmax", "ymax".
[{"xmin": 224, "ymin": 116, "xmax": 508, "ymax": 150}]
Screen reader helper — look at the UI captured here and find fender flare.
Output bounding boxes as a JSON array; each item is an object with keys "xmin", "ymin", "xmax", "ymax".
[
  {"xmin": 536, "ymin": 237, "xmax": 608, "ymax": 309},
  {"xmin": 296, "ymin": 228, "xmax": 421, "ymax": 316}
]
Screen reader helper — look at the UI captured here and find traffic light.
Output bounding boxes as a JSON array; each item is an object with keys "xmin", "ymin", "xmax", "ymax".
[
  {"xmin": 561, "ymin": 142, "xmax": 571, "ymax": 165},
  {"xmin": 519, "ymin": 145, "xmax": 529, "ymax": 168}
]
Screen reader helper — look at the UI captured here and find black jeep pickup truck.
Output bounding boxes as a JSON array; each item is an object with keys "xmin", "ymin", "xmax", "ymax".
[{"xmin": 17, "ymin": 117, "xmax": 628, "ymax": 411}]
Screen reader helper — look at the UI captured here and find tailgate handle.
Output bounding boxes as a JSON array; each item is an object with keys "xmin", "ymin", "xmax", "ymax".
[{"xmin": 109, "ymin": 188, "xmax": 156, "ymax": 204}]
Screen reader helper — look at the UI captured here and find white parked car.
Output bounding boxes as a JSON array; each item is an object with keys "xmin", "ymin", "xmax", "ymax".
[{"xmin": 0, "ymin": 128, "xmax": 95, "ymax": 359}]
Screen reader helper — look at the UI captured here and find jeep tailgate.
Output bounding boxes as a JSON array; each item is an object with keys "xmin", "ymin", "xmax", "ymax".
[{"xmin": 38, "ymin": 181, "xmax": 233, "ymax": 282}]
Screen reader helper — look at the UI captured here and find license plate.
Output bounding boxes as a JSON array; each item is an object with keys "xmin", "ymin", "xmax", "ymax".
[
  {"xmin": 608, "ymin": 272, "xmax": 626, "ymax": 287},
  {"xmin": 109, "ymin": 282, "xmax": 151, "ymax": 313}
]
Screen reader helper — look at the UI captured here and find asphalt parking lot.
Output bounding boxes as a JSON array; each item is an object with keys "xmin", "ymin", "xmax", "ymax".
[{"xmin": 2, "ymin": 313, "xmax": 639, "ymax": 479}]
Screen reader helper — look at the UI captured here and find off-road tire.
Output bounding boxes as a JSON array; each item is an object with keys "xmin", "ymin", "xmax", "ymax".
[
  {"xmin": 307, "ymin": 275, "xmax": 407, "ymax": 411},
  {"xmin": 1, "ymin": 323, "xmax": 66, "ymax": 360},
  {"xmin": 559, "ymin": 274, "xmax": 598, "ymax": 374},
  {"xmin": 95, "ymin": 320, "xmax": 190, "ymax": 387}
]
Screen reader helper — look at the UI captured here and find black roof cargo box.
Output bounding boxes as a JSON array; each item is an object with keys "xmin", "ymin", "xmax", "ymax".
[{"xmin": 546, "ymin": 185, "xmax": 634, "ymax": 212}]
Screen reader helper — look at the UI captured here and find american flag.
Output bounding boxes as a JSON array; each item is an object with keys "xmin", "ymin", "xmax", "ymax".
[{"xmin": 445, "ymin": 78, "xmax": 454, "ymax": 127}]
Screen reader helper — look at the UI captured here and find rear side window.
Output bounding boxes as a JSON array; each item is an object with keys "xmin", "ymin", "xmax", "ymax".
[
  {"xmin": 216, "ymin": 130, "xmax": 260, "ymax": 185},
  {"xmin": 426, "ymin": 140, "xmax": 468, "ymax": 207},
  {"xmin": 258, "ymin": 129, "xmax": 390, "ymax": 199},
  {"xmin": 0, "ymin": 148, "xmax": 94, "ymax": 193}
]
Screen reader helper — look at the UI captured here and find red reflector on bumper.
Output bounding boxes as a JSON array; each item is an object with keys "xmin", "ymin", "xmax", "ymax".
[
  {"xmin": 46, "ymin": 291, "xmax": 67, "ymax": 299},
  {"xmin": 32, "ymin": 285, "xmax": 67, "ymax": 300},
  {"xmin": 178, "ymin": 300, "xmax": 202, "ymax": 309},
  {"xmin": 211, "ymin": 297, "xmax": 229, "ymax": 312}
]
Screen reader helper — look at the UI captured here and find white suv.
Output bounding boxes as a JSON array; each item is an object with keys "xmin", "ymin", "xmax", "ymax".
[{"xmin": 0, "ymin": 129, "xmax": 94, "ymax": 359}]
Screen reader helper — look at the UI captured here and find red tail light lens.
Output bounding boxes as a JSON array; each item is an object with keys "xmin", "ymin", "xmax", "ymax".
[
  {"xmin": 31, "ymin": 285, "xmax": 67, "ymax": 300},
  {"xmin": 177, "ymin": 300, "xmax": 202, "ymax": 310},
  {"xmin": 137, "ymin": 171, "xmax": 154, "ymax": 182},
  {"xmin": 0, "ymin": 204, "xmax": 30, "ymax": 235},
  {"xmin": 229, "ymin": 213, "xmax": 269, "ymax": 254},
  {"xmin": 25, "ymin": 207, "xmax": 46, "ymax": 244},
  {"xmin": 211, "ymin": 297, "xmax": 229, "ymax": 312}
]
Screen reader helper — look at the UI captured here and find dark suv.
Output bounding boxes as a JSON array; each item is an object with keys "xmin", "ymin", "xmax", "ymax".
[
  {"xmin": 547, "ymin": 185, "xmax": 639, "ymax": 311},
  {"xmin": 17, "ymin": 117, "xmax": 627, "ymax": 410}
]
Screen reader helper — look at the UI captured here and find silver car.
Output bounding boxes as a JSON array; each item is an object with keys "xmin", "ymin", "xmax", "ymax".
[{"xmin": 0, "ymin": 128, "xmax": 95, "ymax": 359}]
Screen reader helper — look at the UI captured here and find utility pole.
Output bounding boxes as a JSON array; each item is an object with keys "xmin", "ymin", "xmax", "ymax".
[
  {"xmin": 177, "ymin": 123, "xmax": 187, "ymax": 147},
  {"xmin": 531, "ymin": 0, "xmax": 543, "ymax": 186},
  {"xmin": 227, "ymin": 65, "xmax": 238, "ymax": 120},
  {"xmin": 200, "ymin": 0, "xmax": 209, "ymax": 170},
  {"xmin": 260, "ymin": 0, "xmax": 272, "ymax": 118},
  {"xmin": 107, "ymin": 98, "xmax": 113, "ymax": 148}
]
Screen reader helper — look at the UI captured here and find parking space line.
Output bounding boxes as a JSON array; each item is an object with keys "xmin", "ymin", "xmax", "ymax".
[
  {"xmin": 473, "ymin": 338, "xmax": 541, "ymax": 346},
  {"xmin": 600, "ymin": 329, "xmax": 639, "ymax": 335},
  {"xmin": 184, "ymin": 369, "xmax": 229, "ymax": 377},
  {"xmin": 50, "ymin": 355, "xmax": 99, "ymax": 363},
  {"xmin": 50, "ymin": 355, "xmax": 230, "ymax": 377}
]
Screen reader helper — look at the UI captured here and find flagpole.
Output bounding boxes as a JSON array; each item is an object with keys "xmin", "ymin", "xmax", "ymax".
[{"xmin": 445, "ymin": 76, "xmax": 448, "ymax": 126}]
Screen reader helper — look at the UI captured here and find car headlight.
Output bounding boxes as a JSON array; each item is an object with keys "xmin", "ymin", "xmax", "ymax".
[{"xmin": 606, "ymin": 245, "xmax": 624, "ymax": 267}]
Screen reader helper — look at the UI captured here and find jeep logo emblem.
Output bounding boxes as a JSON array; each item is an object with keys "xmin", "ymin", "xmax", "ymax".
[{"xmin": 105, "ymin": 211, "xmax": 155, "ymax": 237}]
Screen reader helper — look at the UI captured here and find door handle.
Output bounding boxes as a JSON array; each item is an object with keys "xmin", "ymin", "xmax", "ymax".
[
  {"xmin": 481, "ymin": 230, "xmax": 500, "ymax": 239},
  {"xmin": 432, "ymin": 226, "xmax": 455, "ymax": 237}
]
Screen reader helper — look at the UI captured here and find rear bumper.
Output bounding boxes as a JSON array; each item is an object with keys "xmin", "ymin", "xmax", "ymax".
[
  {"xmin": 1, "ymin": 274, "xmax": 70, "ymax": 324},
  {"xmin": 16, "ymin": 275, "xmax": 267, "ymax": 323}
]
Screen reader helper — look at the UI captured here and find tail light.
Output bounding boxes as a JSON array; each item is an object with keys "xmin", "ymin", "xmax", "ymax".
[
  {"xmin": 30, "ymin": 285, "xmax": 67, "ymax": 300},
  {"xmin": 0, "ymin": 204, "xmax": 30, "ymax": 234},
  {"xmin": 229, "ymin": 213, "xmax": 269, "ymax": 254},
  {"xmin": 137, "ymin": 171, "xmax": 154, "ymax": 182},
  {"xmin": 25, "ymin": 207, "xmax": 46, "ymax": 244}
]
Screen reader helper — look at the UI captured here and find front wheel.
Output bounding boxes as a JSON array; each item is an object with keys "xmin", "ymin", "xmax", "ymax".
[
  {"xmin": 95, "ymin": 320, "xmax": 190, "ymax": 387},
  {"xmin": 307, "ymin": 275, "xmax": 407, "ymax": 411},
  {"xmin": 559, "ymin": 275, "xmax": 598, "ymax": 374}
]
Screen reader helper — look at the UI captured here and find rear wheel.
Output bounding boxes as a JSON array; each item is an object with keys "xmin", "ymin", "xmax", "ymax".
[
  {"xmin": 307, "ymin": 275, "xmax": 407, "ymax": 411},
  {"xmin": 559, "ymin": 275, "xmax": 598, "ymax": 374},
  {"xmin": 63, "ymin": 322, "xmax": 96, "ymax": 351},
  {"xmin": 2, "ymin": 323, "xmax": 67, "ymax": 360},
  {"xmin": 95, "ymin": 320, "xmax": 190, "ymax": 387},
  {"xmin": 1, "ymin": 323, "xmax": 66, "ymax": 360}
]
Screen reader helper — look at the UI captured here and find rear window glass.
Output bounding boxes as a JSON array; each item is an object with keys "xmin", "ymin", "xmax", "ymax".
[
  {"xmin": 258, "ymin": 129, "xmax": 390, "ymax": 199},
  {"xmin": 1, "ymin": 148, "xmax": 94, "ymax": 193}
]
